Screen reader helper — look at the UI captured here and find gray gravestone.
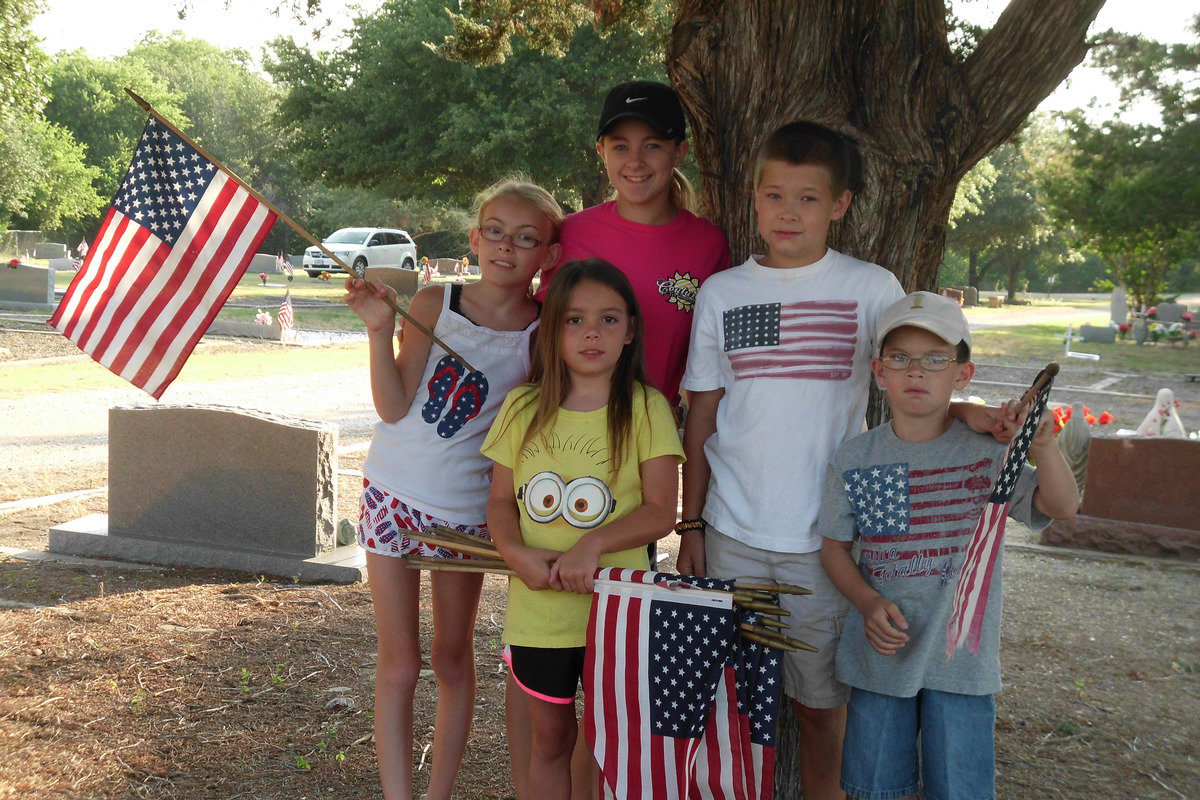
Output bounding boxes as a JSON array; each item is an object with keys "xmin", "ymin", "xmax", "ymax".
[
  {"xmin": 0, "ymin": 262, "xmax": 55, "ymax": 308},
  {"xmin": 1079, "ymin": 324, "xmax": 1116, "ymax": 344},
  {"xmin": 32, "ymin": 242, "xmax": 68, "ymax": 259},
  {"xmin": 50, "ymin": 405, "xmax": 363, "ymax": 582},
  {"xmin": 1110, "ymin": 287, "xmax": 1127, "ymax": 326},
  {"xmin": 250, "ymin": 253, "xmax": 279, "ymax": 273},
  {"xmin": 1155, "ymin": 302, "xmax": 1186, "ymax": 323},
  {"xmin": 962, "ymin": 286, "xmax": 979, "ymax": 307}
]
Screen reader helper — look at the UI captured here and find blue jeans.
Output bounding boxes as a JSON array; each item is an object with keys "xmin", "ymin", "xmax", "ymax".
[{"xmin": 841, "ymin": 687, "xmax": 995, "ymax": 800}]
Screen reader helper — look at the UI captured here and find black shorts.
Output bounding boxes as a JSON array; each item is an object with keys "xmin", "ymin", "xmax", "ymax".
[{"xmin": 505, "ymin": 644, "xmax": 586, "ymax": 704}]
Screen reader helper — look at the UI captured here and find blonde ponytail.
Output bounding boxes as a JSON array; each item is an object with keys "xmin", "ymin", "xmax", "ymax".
[{"xmin": 668, "ymin": 168, "xmax": 696, "ymax": 213}]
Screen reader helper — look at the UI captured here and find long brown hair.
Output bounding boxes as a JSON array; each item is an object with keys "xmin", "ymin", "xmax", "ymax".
[{"xmin": 518, "ymin": 259, "xmax": 649, "ymax": 476}]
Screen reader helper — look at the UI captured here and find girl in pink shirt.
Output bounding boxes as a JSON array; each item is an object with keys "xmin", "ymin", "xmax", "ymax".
[{"xmin": 536, "ymin": 80, "xmax": 730, "ymax": 407}]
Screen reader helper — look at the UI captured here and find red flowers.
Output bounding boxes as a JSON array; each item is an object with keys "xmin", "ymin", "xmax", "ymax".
[{"xmin": 1051, "ymin": 404, "xmax": 1115, "ymax": 435}]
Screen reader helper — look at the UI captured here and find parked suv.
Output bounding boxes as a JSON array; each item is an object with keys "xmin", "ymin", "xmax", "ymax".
[{"xmin": 303, "ymin": 227, "xmax": 418, "ymax": 277}]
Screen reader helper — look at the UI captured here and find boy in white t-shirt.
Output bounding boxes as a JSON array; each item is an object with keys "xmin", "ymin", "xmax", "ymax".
[{"xmin": 678, "ymin": 122, "xmax": 1001, "ymax": 800}]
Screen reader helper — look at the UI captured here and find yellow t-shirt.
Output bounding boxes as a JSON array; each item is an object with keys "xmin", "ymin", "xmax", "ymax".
[{"xmin": 481, "ymin": 383, "xmax": 684, "ymax": 647}]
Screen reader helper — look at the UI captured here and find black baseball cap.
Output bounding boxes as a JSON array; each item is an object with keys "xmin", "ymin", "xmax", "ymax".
[{"xmin": 596, "ymin": 81, "xmax": 687, "ymax": 142}]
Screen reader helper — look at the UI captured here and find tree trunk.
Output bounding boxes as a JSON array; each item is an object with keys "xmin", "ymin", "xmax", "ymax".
[
  {"xmin": 1005, "ymin": 259, "xmax": 1021, "ymax": 301},
  {"xmin": 666, "ymin": 0, "xmax": 1103, "ymax": 292},
  {"xmin": 663, "ymin": 2, "xmax": 1105, "ymax": 795},
  {"xmin": 968, "ymin": 247, "xmax": 979, "ymax": 289}
]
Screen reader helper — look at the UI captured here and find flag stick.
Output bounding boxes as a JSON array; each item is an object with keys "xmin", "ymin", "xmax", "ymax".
[
  {"xmin": 122, "ymin": 87, "xmax": 476, "ymax": 373},
  {"xmin": 1009, "ymin": 362, "xmax": 1060, "ymax": 419}
]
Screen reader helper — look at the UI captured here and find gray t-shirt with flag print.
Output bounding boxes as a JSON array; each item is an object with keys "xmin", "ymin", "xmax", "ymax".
[{"xmin": 819, "ymin": 419, "xmax": 1048, "ymax": 697}]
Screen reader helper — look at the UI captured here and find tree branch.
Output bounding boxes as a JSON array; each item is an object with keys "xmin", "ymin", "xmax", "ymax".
[{"xmin": 963, "ymin": 0, "xmax": 1105, "ymax": 163}]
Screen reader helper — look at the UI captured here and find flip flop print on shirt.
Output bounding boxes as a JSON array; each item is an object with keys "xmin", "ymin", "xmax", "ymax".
[
  {"xmin": 420, "ymin": 354, "xmax": 489, "ymax": 438},
  {"xmin": 422, "ymin": 355, "xmax": 464, "ymax": 422},
  {"xmin": 437, "ymin": 370, "xmax": 489, "ymax": 439}
]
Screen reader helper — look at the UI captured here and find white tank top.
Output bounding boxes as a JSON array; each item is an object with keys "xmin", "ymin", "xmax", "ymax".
[{"xmin": 363, "ymin": 285, "xmax": 538, "ymax": 523}]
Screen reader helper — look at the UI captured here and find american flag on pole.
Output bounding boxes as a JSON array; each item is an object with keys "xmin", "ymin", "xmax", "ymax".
[
  {"xmin": 722, "ymin": 300, "xmax": 858, "ymax": 381},
  {"xmin": 946, "ymin": 366, "xmax": 1055, "ymax": 657},
  {"xmin": 278, "ymin": 291, "xmax": 295, "ymax": 332},
  {"xmin": 50, "ymin": 116, "xmax": 277, "ymax": 398},
  {"xmin": 585, "ymin": 569, "xmax": 782, "ymax": 800}
]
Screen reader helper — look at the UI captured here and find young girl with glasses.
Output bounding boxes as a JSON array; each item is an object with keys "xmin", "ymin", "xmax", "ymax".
[
  {"xmin": 345, "ymin": 177, "xmax": 562, "ymax": 800},
  {"xmin": 482, "ymin": 259, "xmax": 683, "ymax": 800}
]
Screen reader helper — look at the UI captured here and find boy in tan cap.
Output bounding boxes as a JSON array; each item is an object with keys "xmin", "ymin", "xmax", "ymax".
[{"xmin": 819, "ymin": 291, "xmax": 1078, "ymax": 800}]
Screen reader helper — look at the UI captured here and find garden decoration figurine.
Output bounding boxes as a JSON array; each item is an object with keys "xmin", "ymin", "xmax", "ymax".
[{"xmin": 1134, "ymin": 388, "xmax": 1187, "ymax": 438}]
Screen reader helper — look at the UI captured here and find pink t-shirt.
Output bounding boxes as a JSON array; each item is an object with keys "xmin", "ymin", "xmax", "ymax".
[{"xmin": 538, "ymin": 202, "xmax": 729, "ymax": 403}]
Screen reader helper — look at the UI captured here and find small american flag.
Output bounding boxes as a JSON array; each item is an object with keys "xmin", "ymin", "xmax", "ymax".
[
  {"xmin": 50, "ymin": 116, "xmax": 276, "ymax": 398},
  {"xmin": 946, "ymin": 367, "xmax": 1055, "ymax": 656},
  {"xmin": 723, "ymin": 300, "xmax": 858, "ymax": 381},
  {"xmin": 844, "ymin": 457, "xmax": 995, "ymax": 584},
  {"xmin": 278, "ymin": 291, "xmax": 295, "ymax": 332},
  {"xmin": 585, "ymin": 569, "xmax": 781, "ymax": 800}
]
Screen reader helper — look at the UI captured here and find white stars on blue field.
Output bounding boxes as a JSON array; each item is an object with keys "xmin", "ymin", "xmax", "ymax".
[{"xmin": 111, "ymin": 118, "xmax": 217, "ymax": 246}]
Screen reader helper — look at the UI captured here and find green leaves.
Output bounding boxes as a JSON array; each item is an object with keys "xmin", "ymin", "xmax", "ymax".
[{"xmin": 267, "ymin": 0, "xmax": 665, "ymax": 211}]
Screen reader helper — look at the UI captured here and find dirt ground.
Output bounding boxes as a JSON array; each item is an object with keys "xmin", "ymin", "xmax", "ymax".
[{"xmin": 1, "ymin": 326, "xmax": 1198, "ymax": 799}]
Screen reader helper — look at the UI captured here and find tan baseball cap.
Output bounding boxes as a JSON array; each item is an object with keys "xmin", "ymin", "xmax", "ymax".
[{"xmin": 876, "ymin": 291, "xmax": 972, "ymax": 356}]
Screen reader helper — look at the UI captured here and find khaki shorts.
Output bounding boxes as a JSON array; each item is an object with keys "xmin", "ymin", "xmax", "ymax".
[{"xmin": 704, "ymin": 527, "xmax": 850, "ymax": 708}]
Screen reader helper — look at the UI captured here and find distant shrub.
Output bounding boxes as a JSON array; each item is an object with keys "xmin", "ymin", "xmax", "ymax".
[{"xmin": 1091, "ymin": 277, "xmax": 1116, "ymax": 293}]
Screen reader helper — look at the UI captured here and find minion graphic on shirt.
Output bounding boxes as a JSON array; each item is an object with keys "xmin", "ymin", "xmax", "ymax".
[{"xmin": 518, "ymin": 471, "xmax": 616, "ymax": 529}]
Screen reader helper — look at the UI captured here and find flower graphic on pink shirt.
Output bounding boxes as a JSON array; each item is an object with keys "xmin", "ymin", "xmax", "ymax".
[{"xmin": 656, "ymin": 271, "xmax": 700, "ymax": 312}]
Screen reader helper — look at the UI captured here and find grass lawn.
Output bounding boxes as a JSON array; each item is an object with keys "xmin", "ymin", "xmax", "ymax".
[
  {"xmin": 1, "ymin": 339, "xmax": 368, "ymax": 398},
  {"xmin": 216, "ymin": 304, "xmax": 368, "ymax": 331},
  {"xmin": 972, "ymin": 322, "xmax": 1200, "ymax": 374}
]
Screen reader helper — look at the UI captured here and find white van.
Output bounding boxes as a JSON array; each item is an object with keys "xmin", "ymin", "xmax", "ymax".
[{"xmin": 303, "ymin": 227, "xmax": 418, "ymax": 277}]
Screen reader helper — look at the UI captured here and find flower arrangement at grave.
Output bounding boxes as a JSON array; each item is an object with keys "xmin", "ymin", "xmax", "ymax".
[
  {"xmin": 1146, "ymin": 306, "xmax": 1158, "ymax": 319},
  {"xmin": 1184, "ymin": 312, "xmax": 1195, "ymax": 323},
  {"xmin": 1115, "ymin": 323, "xmax": 1130, "ymax": 340},
  {"xmin": 1148, "ymin": 321, "xmax": 1197, "ymax": 345},
  {"xmin": 1051, "ymin": 404, "xmax": 1113, "ymax": 436}
]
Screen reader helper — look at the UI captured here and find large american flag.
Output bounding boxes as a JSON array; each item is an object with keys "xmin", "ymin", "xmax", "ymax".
[
  {"xmin": 845, "ymin": 457, "xmax": 995, "ymax": 585},
  {"xmin": 585, "ymin": 568, "xmax": 782, "ymax": 800},
  {"xmin": 722, "ymin": 300, "xmax": 858, "ymax": 381},
  {"xmin": 50, "ymin": 116, "xmax": 276, "ymax": 398},
  {"xmin": 946, "ymin": 367, "xmax": 1055, "ymax": 656}
]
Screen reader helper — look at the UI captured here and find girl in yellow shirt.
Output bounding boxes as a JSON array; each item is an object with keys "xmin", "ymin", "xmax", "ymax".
[{"xmin": 483, "ymin": 258, "xmax": 684, "ymax": 800}]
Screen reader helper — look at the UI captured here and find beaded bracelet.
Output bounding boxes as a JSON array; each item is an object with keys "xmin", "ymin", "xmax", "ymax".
[{"xmin": 673, "ymin": 518, "xmax": 707, "ymax": 535}]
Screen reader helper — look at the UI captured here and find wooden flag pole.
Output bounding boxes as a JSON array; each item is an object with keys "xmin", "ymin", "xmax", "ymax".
[
  {"xmin": 1009, "ymin": 362, "xmax": 1060, "ymax": 419},
  {"xmin": 122, "ymin": 88, "xmax": 476, "ymax": 373}
]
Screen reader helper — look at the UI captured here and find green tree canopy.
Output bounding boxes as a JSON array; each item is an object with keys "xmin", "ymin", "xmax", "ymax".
[
  {"xmin": 0, "ymin": 112, "xmax": 104, "ymax": 229},
  {"xmin": 1039, "ymin": 18, "xmax": 1199, "ymax": 307},
  {"xmin": 0, "ymin": 0, "xmax": 48, "ymax": 115},
  {"xmin": 948, "ymin": 138, "xmax": 1079, "ymax": 299},
  {"xmin": 266, "ymin": 0, "xmax": 664, "ymax": 210},
  {"xmin": 42, "ymin": 50, "xmax": 186, "ymax": 223}
]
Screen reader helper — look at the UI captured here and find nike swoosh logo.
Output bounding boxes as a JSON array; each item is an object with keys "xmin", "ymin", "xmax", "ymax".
[{"xmin": 626, "ymin": 97, "xmax": 646, "ymax": 103}]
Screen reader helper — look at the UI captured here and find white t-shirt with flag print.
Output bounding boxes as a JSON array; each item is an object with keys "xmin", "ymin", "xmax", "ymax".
[{"xmin": 681, "ymin": 249, "xmax": 904, "ymax": 554}]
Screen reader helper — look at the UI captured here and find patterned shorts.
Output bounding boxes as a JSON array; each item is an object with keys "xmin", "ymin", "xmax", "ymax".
[{"xmin": 357, "ymin": 479, "xmax": 489, "ymax": 559}]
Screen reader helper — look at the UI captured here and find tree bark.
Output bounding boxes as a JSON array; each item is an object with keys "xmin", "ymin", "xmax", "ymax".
[
  {"xmin": 663, "ymin": 1, "xmax": 1105, "ymax": 794},
  {"xmin": 666, "ymin": 0, "xmax": 1104, "ymax": 292}
]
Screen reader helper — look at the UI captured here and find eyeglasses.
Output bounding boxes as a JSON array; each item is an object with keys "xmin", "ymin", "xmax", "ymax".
[
  {"xmin": 879, "ymin": 353, "xmax": 959, "ymax": 371},
  {"xmin": 477, "ymin": 225, "xmax": 544, "ymax": 250}
]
